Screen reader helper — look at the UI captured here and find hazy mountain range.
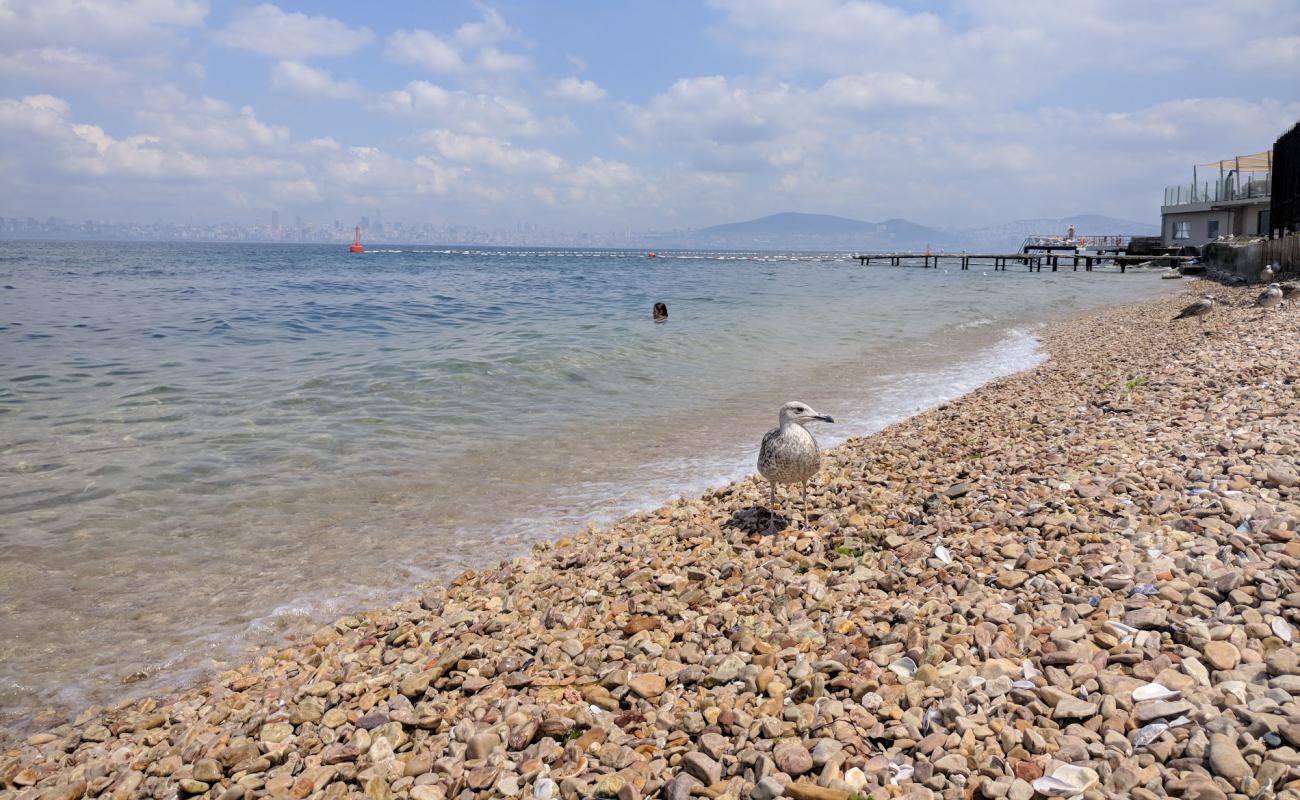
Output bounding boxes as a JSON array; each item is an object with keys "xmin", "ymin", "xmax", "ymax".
[{"xmin": 667, "ymin": 212, "xmax": 1159, "ymax": 252}]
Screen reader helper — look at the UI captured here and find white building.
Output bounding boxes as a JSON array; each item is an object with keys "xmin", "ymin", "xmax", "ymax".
[{"xmin": 1160, "ymin": 151, "xmax": 1272, "ymax": 247}]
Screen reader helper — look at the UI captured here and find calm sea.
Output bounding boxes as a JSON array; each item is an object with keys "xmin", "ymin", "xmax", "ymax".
[{"xmin": 0, "ymin": 240, "xmax": 1173, "ymax": 732}]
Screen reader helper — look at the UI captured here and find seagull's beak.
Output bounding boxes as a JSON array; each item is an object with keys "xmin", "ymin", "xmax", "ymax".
[{"xmin": 815, "ymin": 414, "xmax": 835, "ymax": 423}]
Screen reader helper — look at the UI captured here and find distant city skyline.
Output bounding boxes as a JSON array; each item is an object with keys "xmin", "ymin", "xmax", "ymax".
[
  {"xmin": 0, "ymin": 208, "xmax": 1158, "ymax": 254},
  {"xmin": 1, "ymin": 1, "xmax": 1297, "ymax": 231}
]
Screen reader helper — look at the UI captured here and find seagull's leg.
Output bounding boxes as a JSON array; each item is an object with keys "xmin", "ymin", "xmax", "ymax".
[
  {"xmin": 764, "ymin": 481, "xmax": 779, "ymax": 534},
  {"xmin": 802, "ymin": 481, "xmax": 809, "ymax": 529}
]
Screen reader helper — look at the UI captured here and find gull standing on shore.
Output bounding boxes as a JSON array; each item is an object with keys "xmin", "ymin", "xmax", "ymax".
[
  {"xmin": 1256, "ymin": 283, "xmax": 1283, "ymax": 310},
  {"xmin": 758, "ymin": 401, "xmax": 834, "ymax": 532},
  {"xmin": 1173, "ymin": 295, "xmax": 1215, "ymax": 328},
  {"xmin": 1280, "ymin": 281, "xmax": 1298, "ymax": 308}
]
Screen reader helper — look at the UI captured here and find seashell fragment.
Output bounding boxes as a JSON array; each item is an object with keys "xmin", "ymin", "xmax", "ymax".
[
  {"xmin": 888, "ymin": 763, "xmax": 914, "ymax": 786},
  {"xmin": 1133, "ymin": 722, "xmax": 1169, "ymax": 747},
  {"xmin": 1273, "ymin": 618, "xmax": 1293, "ymax": 643},
  {"xmin": 934, "ymin": 545, "xmax": 953, "ymax": 565},
  {"xmin": 1132, "ymin": 682, "xmax": 1180, "ymax": 702},
  {"xmin": 1031, "ymin": 764, "xmax": 1100, "ymax": 796},
  {"xmin": 888, "ymin": 657, "xmax": 918, "ymax": 678}
]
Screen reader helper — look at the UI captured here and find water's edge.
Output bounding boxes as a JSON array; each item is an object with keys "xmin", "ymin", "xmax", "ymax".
[{"xmin": 4, "ymin": 320, "xmax": 1050, "ymax": 737}]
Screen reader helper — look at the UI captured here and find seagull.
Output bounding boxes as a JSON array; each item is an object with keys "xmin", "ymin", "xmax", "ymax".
[
  {"xmin": 1172, "ymin": 294, "xmax": 1215, "ymax": 328},
  {"xmin": 1260, "ymin": 263, "xmax": 1276, "ymax": 283},
  {"xmin": 1255, "ymin": 282, "xmax": 1283, "ymax": 310},
  {"xmin": 758, "ymin": 401, "xmax": 834, "ymax": 533},
  {"xmin": 1280, "ymin": 281, "xmax": 1299, "ymax": 308}
]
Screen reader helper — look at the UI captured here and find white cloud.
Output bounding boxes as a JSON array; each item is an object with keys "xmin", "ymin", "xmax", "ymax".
[
  {"xmin": 0, "ymin": 92, "xmax": 456, "ymax": 212},
  {"xmin": 550, "ymin": 77, "xmax": 606, "ymax": 104},
  {"xmin": 707, "ymin": 0, "xmax": 1300, "ymax": 102},
  {"xmin": 0, "ymin": 0, "xmax": 207, "ymax": 49},
  {"xmin": 626, "ymin": 76, "xmax": 827, "ymax": 173},
  {"xmin": 214, "ymin": 4, "xmax": 373, "ymax": 60},
  {"xmin": 134, "ymin": 85, "xmax": 289, "ymax": 152},
  {"xmin": 475, "ymin": 46, "xmax": 530, "ymax": 73},
  {"xmin": 386, "ymin": 29, "xmax": 464, "ymax": 73},
  {"xmin": 0, "ymin": 47, "xmax": 129, "ymax": 84},
  {"xmin": 417, "ymin": 130, "xmax": 565, "ymax": 174},
  {"xmin": 377, "ymin": 80, "xmax": 543, "ymax": 137},
  {"xmin": 271, "ymin": 61, "xmax": 362, "ymax": 100},
  {"xmin": 323, "ymin": 146, "xmax": 459, "ymax": 199},
  {"xmin": 0, "ymin": 94, "xmax": 74, "ymax": 137},
  {"xmin": 1234, "ymin": 35, "xmax": 1300, "ymax": 71},
  {"xmin": 385, "ymin": 10, "xmax": 528, "ymax": 77},
  {"xmin": 816, "ymin": 72, "xmax": 951, "ymax": 110},
  {"xmin": 452, "ymin": 8, "xmax": 513, "ymax": 48}
]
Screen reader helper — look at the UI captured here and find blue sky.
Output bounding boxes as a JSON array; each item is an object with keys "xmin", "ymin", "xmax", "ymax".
[{"xmin": 1, "ymin": 0, "xmax": 1297, "ymax": 230}]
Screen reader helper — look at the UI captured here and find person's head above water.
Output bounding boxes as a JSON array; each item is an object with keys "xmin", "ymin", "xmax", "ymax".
[{"xmin": 653, "ymin": 302, "xmax": 668, "ymax": 321}]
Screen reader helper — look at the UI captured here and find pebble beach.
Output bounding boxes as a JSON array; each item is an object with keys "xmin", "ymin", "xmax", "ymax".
[{"xmin": 4, "ymin": 282, "xmax": 1299, "ymax": 800}]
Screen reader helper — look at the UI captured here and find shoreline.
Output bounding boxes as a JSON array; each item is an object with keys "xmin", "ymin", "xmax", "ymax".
[
  {"xmin": 5, "ymin": 282, "xmax": 1299, "ymax": 800},
  {"xmin": 0, "ymin": 281, "xmax": 1091, "ymax": 736}
]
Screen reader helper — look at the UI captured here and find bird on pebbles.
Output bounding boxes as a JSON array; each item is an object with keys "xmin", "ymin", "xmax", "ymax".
[
  {"xmin": 1255, "ymin": 282, "xmax": 1283, "ymax": 311},
  {"xmin": 758, "ymin": 401, "xmax": 834, "ymax": 534},
  {"xmin": 1260, "ymin": 263, "xmax": 1276, "ymax": 283},
  {"xmin": 1173, "ymin": 294, "xmax": 1215, "ymax": 329}
]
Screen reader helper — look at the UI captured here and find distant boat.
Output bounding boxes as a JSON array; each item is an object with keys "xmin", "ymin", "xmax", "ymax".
[
  {"xmin": 350, "ymin": 226, "xmax": 364, "ymax": 253},
  {"xmin": 647, "ymin": 251, "xmax": 657, "ymax": 258}
]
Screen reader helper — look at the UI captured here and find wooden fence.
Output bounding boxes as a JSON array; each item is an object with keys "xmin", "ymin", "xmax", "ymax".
[{"xmin": 1264, "ymin": 231, "xmax": 1299, "ymax": 275}]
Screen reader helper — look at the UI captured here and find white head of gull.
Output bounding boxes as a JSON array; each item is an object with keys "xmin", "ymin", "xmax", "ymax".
[{"xmin": 757, "ymin": 400, "xmax": 834, "ymax": 533}]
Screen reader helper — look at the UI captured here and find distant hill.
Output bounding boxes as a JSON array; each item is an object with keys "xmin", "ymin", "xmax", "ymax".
[
  {"xmin": 645, "ymin": 211, "xmax": 1160, "ymax": 252},
  {"xmin": 683, "ymin": 212, "xmax": 956, "ymax": 251}
]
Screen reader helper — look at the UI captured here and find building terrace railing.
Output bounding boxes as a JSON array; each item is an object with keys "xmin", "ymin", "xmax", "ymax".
[{"xmin": 1164, "ymin": 176, "xmax": 1271, "ymax": 206}]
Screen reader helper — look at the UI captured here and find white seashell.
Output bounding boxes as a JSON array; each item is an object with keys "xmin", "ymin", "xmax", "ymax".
[
  {"xmin": 1273, "ymin": 618, "xmax": 1293, "ymax": 643},
  {"xmin": 888, "ymin": 763, "xmax": 914, "ymax": 786},
  {"xmin": 1219, "ymin": 680, "xmax": 1248, "ymax": 704},
  {"xmin": 1133, "ymin": 722, "xmax": 1169, "ymax": 747},
  {"xmin": 1168, "ymin": 715, "xmax": 1192, "ymax": 728},
  {"xmin": 934, "ymin": 545, "xmax": 953, "ymax": 565},
  {"xmin": 1147, "ymin": 548, "xmax": 1162, "ymax": 558},
  {"xmin": 844, "ymin": 767, "xmax": 867, "ymax": 792},
  {"xmin": 1031, "ymin": 765, "xmax": 1100, "ymax": 796},
  {"xmin": 533, "ymin": 778, "xmax": 558, "ymax": 800},
  {"xmin": 860, "ymin": 691, "xmax": 883, "ymax": 710},
  {"xmin": 888, "ymin": 657, "xmax": 918, "ymax": 678},
  {"xmin": 1104, "ymin": 621, "xmax": 1138, "ymax": 644},
  {"xmin": 1022, "ymin": 660, "xmax": 1041, "ymax": 679},
  {"xmin": 1132, "ymin": 682, "xmax": 1180, "ymax": 702},
  {"xmin": 1011, "ymin": 679, "xmax": 1036, "ymax": 690}
]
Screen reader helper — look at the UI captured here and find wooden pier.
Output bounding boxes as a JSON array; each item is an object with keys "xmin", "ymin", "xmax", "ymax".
[{"xmin": 854, "ymin": 251, "xmax": 1197, "ymax": 273}]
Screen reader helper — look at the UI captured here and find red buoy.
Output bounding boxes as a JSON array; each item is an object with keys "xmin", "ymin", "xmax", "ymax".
[
  {"xmin": 647, "ymin": 251, "xmax": 656, "ymax": 258},
  {"xmin": 349, "ymin": 225, "xmax": 364, "ymax": 253}
]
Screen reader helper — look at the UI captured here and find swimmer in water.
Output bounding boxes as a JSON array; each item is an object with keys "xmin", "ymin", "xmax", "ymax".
[{"xmin": 653, "ymin": 302, "xmax": 668, "ymax": 322}]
